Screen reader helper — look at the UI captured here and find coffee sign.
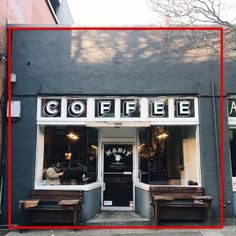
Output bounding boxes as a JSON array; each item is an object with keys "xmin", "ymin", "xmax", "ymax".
[{"xmin": 40, "ymin": 97, "xmax": 196, "ymax": 119}]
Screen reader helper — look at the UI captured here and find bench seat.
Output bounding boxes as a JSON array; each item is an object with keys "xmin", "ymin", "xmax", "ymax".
[
  {"xmin": 150, "ymin": 186, "xmax": 213, "ymax": 225},
  {"xmin": 19, "ymin": 190, "xmax": 83, "ymax": 225}
]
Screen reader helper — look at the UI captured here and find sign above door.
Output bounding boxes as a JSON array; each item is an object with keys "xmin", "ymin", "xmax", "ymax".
[{"xmin": 37, "ymin": 96, "xmax": 199, "ymax": 126}]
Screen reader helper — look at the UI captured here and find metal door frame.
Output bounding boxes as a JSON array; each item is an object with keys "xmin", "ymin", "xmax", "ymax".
[{"xmin": 101, "ymin": 142, "xmax": 136, "ymax": 211}]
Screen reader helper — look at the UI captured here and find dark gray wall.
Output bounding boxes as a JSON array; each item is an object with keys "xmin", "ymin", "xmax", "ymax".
[
  {"xmin": 222, "ymin": 99, "xmax": 235, "ymax": 217},
  {"xmin": 82, "ymin": 187, "xmax": 101, "ymax": 221},
  {"xmin": 12, "ymin": 30, "xmax": 220, "ymax": 96},
  {"xmin": 12, "ymin": 97, "xmax": 37, "ymax": 225},
  {"xmin": 135, "ymin": 187, "xmax": 151, "ymax": 219},
  {"xmin": 2, "ymin": 29, "xmax": 236, "ymax": 225}
]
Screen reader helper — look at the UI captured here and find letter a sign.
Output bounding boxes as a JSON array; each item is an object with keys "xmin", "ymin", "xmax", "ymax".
[{"xmin": 229, "ymin": 99, "xmax": 236, "ymax": 117}]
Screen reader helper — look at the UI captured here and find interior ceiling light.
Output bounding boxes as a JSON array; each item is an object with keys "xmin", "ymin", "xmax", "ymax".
[
  {"xmin": 157, "ymin": 132, "xmax": 169, "ymax": 139},
  {"xmin": 67, "ymin": 132, "xmax": 79, "ymax": 141}
]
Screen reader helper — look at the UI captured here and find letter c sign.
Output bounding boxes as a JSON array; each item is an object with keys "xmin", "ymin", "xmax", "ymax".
[{"xmin": 42, "ymin": 100, "xmax": 60, "ymax": 117}]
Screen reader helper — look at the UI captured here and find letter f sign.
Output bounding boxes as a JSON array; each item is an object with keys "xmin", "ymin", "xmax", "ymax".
[
  {"xmin": 123, "ymin": 101, "xmax": 137, "ymax": 117},
  {"xmin": 98, "ymin": 101, "xmax": 111, "ymax": 117}
]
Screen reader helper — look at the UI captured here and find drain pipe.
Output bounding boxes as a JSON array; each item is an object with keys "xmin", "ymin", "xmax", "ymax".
[{"xmin": 211, "ymin": 81, "xmax": 220, "ymax": 186}]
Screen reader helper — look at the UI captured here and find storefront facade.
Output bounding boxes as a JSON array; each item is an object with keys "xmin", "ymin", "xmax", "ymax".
[
  {"xmin": 35, "ymin": 96, "xmax": 200, "ymax": 215},
  {"xmin": 3, "ymin": 28, "xmax": 236, "ymax": 224}
]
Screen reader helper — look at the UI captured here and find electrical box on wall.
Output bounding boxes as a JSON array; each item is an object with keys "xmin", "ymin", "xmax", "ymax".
[
  {"xmin": 7, "ymin": 101, "xmax": 21, "ymax": 118},
  {"xmin": 11, "ymin": 73, "xmax": 16, "ymax": 82}
]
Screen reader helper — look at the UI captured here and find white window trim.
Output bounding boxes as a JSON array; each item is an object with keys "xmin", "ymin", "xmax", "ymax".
[
  {"xmin": 34, "ymin": 126, "xmax": 45, "ymax": 186},
  {"xmin": 35, "ymin": 181, "xmax": 102, "ymax": 191}
]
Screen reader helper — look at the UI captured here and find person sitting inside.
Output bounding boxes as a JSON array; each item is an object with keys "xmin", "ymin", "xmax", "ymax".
[{"xmin": 46, "ymin": 164, "xmax": 64, "ymax": 185}]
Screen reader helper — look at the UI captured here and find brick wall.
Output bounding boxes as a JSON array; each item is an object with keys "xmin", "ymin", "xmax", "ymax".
[{"xmin": 4, "ymin": 0, "xmax": 56, "ymax": 24}]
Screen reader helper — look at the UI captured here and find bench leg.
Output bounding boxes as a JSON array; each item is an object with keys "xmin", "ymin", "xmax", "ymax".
[
  {"xmin": 151, "ymin": 203, "xmax": 155, "ymax": 225},
  {"xmin": 73, "ymin": 208, "xmax": 78, "ymax": 225},
  {"xmin": 154, "ymin": 201, "xmax": 160, "ymax": 225},
  {"xmin": 206, "ymin": 204, "xmax": 211, "ymax": 225},
  {"xmin": 156, "ymin": 203, "xmax": 160, "ymax": 225}
]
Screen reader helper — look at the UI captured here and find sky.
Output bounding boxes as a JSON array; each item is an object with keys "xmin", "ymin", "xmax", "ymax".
[
  {"xmin": 67, "ymin": 0, "xmax": 158, "ymax": 25},
  {"xmin": 67, "ymin": 0, "xmax": 236, "ymax": 25}
]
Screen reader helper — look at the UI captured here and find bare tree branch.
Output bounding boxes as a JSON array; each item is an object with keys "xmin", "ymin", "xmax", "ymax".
[{"xmin": 148, "ymin": 0, "xmax": 236, "ymax": 60}]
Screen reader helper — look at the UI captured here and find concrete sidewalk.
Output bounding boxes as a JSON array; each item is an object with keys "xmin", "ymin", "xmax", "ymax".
[
  {"xmin": 1, "ymin": 226, "xmax": 236, "ymax": 236},
  {"xmin": 1, "ymin": 218, "xmax": 236, "ymax": 236}
]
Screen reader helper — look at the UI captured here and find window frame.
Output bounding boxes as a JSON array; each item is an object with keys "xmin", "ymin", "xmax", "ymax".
[
  {"xmin": 135, "ymin": 124, "xmax": 202, "ymax": 188},
  {"xmin": 34, "ymin": 125, "xmax": 101, "ymax": 191}
]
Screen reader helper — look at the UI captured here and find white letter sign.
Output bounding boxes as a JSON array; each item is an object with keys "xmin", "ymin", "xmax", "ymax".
[
  {"xmin": 67, "ymin": 100, "xmax": 86, "ymax": 117},
  {"xmin": 98, "ymin": 101, "xmax": 111, "ymax": 117},
  {"xmin": 95, "ymin": 99, "xmax": 115, "ymax": 118},
  {"xmin": 175, "ymin": 99, "xmax": 194, "ymax": 117},
  {"xmin": 179, "ymin": 101, "xmax": 190, "ymax": 115},
  {"xmin": 42, "ymin": 99, "xmax": 61, "ymax": 117},
  {"xmin": 123, "ymin": 101, "xmax": 136, "ymax": 117},
  {"xmin": 229, "ymin": 99, "xmax": 236, "ymax": 117}
]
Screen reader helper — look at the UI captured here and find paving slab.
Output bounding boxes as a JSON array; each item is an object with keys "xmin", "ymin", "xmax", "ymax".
[{"xmin": 2, "ymin": 228, "xmax": 236, "ymax": 236}]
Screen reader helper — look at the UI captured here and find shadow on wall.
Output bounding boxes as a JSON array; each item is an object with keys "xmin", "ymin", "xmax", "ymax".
[{"xmin": 12, "ymin": 29, "xmax": 221, "ymax": 96}]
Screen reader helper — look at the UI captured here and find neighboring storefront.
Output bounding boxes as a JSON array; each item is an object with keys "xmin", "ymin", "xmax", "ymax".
[{"xmin": 3, "ymin": 28, "xmax": 236, "ymax": 225}]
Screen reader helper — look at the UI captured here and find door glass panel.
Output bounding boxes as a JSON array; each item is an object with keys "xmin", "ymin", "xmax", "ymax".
[{"xmin": 103, "ymin": 144, "xmax": 133, "ymax": 207}]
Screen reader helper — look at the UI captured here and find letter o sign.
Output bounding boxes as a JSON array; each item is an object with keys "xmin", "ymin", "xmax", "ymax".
[{"xmin": 68, "ymin": 101, "xmax": 86, "ymax": 117}]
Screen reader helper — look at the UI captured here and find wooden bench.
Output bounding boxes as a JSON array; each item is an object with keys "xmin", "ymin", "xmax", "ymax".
[
  {"xmin": 150, "ymin": 186, "xmax": 213, "ymax": 225},
  {"xmin": 19, "ymin": 190, "xmax": 83, "ymax": 225}
]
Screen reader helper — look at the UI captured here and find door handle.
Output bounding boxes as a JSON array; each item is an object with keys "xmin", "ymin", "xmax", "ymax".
[
  {"xmin": 103, "ymin": 183, "xmax": 106, "ymax": 191},
  {"xmin": 123, "ymin": 172, "xmax": 132, "ymax": 175}
]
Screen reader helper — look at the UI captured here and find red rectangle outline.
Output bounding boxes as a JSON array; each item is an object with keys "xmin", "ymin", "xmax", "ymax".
[{"xmin": 7, "ymin": 26, "xmax": 224, "ymax": 230}]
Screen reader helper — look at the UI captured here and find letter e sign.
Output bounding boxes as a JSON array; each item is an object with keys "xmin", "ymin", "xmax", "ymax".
[{"xmin": 175, "ymin": 99, "xmax": 194, "ymax": 117}]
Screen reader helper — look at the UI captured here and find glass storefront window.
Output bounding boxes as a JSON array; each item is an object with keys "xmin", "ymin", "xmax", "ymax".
[
  {"xmin": 229, "ymin": 129, "xmax": 236, "ymax": 191},
  {"xmin": 230, "ymin": 129, "xmax": 236, "ymax": 177},
  {"xmin": 138, "ymin": 125, "xmax": 199, "ymax": 186},
  {"xmin": 41, "ymin": 126, "xmax": 98, "ymax": 185}
]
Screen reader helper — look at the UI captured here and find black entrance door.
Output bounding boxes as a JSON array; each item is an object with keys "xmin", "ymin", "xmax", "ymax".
[{"xmin": 103, "ymin": 144, "xmax": 133, "ymax": 207}]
